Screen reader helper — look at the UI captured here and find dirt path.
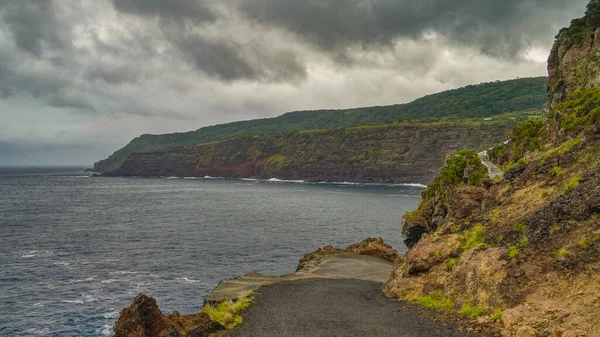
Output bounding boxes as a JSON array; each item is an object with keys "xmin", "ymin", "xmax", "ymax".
[
  {"xmin": 230, "ymin": 278, "xmax": 472, "ymax": 337},
  {"xmin": 478, "ymin": 150, "xmax": 503, "ymax": 179}
]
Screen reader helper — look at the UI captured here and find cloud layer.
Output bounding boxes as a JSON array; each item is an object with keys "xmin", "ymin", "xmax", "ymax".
[{"xmin": 0, "ymin": 0, "xmax": 589, "ymax": 165}]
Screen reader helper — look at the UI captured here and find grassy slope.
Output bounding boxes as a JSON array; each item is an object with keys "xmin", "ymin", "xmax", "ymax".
[{"xmin": 94, "ymin": 77, "xmax": 547, "ymax": 172}]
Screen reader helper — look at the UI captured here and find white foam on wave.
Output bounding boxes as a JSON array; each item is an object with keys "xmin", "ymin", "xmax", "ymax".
[
  {"xmin": 99, "ymin": 324, "xmax": 113, "ymax": 336},
  {"xmin": 102, "ymin": 310, "xmax": 119, "ymax": 319},
  {"xmin": 180, "ymin": 277, "xmax": 200, "ymax": 283},
  {"xmin": 101, "ymin": 279, "xmax": 119, "ymax": 284},
  {"xmin": 397, "ymin": 183, "xmax": 427, "ymax": 188},
  {"xmin": 21, "ymin": 250, "xmax": 54, "ymax": 258},
  {"xmin": 163, "ymin": 176, "xmax": 179, "ymax": 179},
  {"xmin": 68, "ymin": 276, "xmax": 96, "ymax": 284},
  {"xmin": 109, "ymin": 270, "xmax": 140, "ymax": 275},
  {"xmin": 266, "ymin": 178, "xmax": 306, "ymax": 183},
  {"xmin": 239, "ymin": 178, "xmax": 258, "ymax": 181},
  {"xmin": 33, "ymin": 301, "xmax": 50, "ymax": 308},
  {"xmin": 61, "ymin": 299, "xmax": 84, "ymax": 304},
  {"xmin": 25, "ymin": 327, "xmax": 50, "ymax": 335}
]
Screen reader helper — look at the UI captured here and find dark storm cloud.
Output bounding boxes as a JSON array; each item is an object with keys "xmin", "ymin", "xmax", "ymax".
[
  {"xmin": 0, "ymin": 0, "xmax": 71, "ymax": 58},
  {"xmin": 170, "ymin": 32, "xmax": 307, "ymax": 82},
  {"xmin": 111, "ymin": 0, "xmax": 216, "ymax": 23},
  {"xmin": 239, "ymin": 0, "xmax": 584, "ymax": 59}
]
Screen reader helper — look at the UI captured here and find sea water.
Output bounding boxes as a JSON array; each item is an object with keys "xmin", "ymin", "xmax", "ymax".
[{"xmin": 0, "ymin": 167, "xmax": 421, "ymax": 336}]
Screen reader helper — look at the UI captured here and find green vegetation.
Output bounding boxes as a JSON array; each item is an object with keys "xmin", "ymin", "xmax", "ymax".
[
  {"xmin": 95, "ymin": 77, "xmax": 547, "ymax": 172},
  {"xmin": 415, "ymin": 290, "xmax": 455, "ymax": 312},
  {"xmin": 564, "ymin": 176, "xmax": 581, "ymax": 191},
  {"xmin": 509, "ymin": 120, "xmax": 545, "ymax": 158},
  {"xmin": 461, "ymin": 224, "xmax": 488, "ymax": 250},
  {"xmin": 202, "ymin": 294, "xmax": 254, "ymax": 329},
  {"xmin": 502, "ymin": 158, "xmax": 528, "ymax": 172},
  {"xmin": 508, "ymin": 245, "xmax": 520, "ymax": 259},
  {"xmin": 423, "ymin": 149, "xmax": 489, "ymax": 197},
  {"xmin": 578, "ymin": 236, "xmax": 591, "ymax": 249},
  {"xmin": 519, "ymin": 236, "xmax": 530, "ymax": 246},
  {"xmin": 550, "ymin": 166, "xmax": 564, "ymax": 176},
  {"xmin": 556, "ymin": 1, "xmax": 600, "ymax": 45},
  {"xmin": 552, "ymin": 88, "xmax": 600, "ymax": 134},
  {"xmin": 514, "ymin": 223, "xmax": 529, "ymax": 234},
  {"xmin": 491, "ymin": 308, "xmax": 504, "ymax": 322},
  {"xmin": 556, "ymin": 248, "xmax": 570, "ymax": 260},
  {"xmin": 550, "ymin": 223, "xmax": 561, "ymax": 235},
  {"xmin": 459, "ymin": 304, "xmax": 487, "ymax": 319}
]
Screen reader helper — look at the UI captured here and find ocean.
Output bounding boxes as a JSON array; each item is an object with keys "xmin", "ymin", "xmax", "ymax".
[{"xmin": 0, "ymin": 167, "xmax": 421, "ymax": 336}]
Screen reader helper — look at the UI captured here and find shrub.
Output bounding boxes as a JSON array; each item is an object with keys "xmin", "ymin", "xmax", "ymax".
[
  {"xmin": 460, "ymin": 304, "xmax": 487, "ymax": 319},
  {"xmin": 508, "ymin": 245, "xmax": 519, "ymax": 259},
  {"xmin": 556, "ymin": 248, "xmax": 570, "ymax": 260},
  {"xmin": 550, "ymin": 223, "xmax": 561, "ymax": 235},
  {"xmin": 416, "ymin": 290, "xmax": 454, "ymax": 312},
  {"xmin": 202, "ymin": 294, "xmax": 254, "ymax": 329},
  {"xmin": 564, "ymin": 176, "xmax": 581, "ymax": 191},
  {"xmin": 550, "ymin": 166, "xmax": 564, "ymax": 177},
  {"xmin": 519, "ymin": 236, "xmax": 530, "ymax": 246},
  {"xmin": 514, "ymin": 223, "xmax": 529, "ymax": 234},
  {"xmin": 461, "ymin": 224, "xmax": 487, "ymax": 250},
  {"xmin": 491, "ymin": 308, "xmax": 504, "ymax": 322},
  {"xmin": 578, "ymin": 236, "xmax": 591, "ymax": 249}
]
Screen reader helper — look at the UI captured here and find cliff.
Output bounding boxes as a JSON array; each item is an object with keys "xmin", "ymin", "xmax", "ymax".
[
  {"xmin": 105, "ymin": 122, "xmax": 515, "ymax": 184},
  {"xmin": 384, "ymin": 2, "xmax": 600, "ymax": 336},
  {"xmin": 95, "ymin": 77, "xmax": 546, "ymax": 173}
]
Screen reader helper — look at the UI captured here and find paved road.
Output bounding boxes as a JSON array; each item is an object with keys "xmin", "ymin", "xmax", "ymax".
[{"xmin": 231, "ymin": 278, "xmax": 471, "ymax": 337}]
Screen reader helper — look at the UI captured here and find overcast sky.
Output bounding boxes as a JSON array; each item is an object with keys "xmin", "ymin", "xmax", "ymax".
[{"xmin": 0, "ymin": 0, "xmax": 589, "ymax": 165}]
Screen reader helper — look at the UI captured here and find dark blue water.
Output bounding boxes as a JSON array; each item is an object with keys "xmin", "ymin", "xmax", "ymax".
[{"xmin": 0, "ymin": 167, "xmax": 421, "ymax": 336}]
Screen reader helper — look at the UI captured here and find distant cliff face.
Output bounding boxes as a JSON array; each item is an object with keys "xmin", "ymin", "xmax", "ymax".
[
  {"xmin": 106, "ymin": 123, "xmax": 515, "ymax": 184},
  {"xmin": 94, "ymin": 77, "xmax": 547, "ymax": 173}
]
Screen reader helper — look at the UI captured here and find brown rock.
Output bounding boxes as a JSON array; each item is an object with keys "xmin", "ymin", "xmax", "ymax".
[
  {"xmin": 516, "ymin": 326, "xmax": 537, "ymax": 337},
  {"xmin": 297, "ymin": 237, "xmax": 398, "ymax": 270},
  {"xmin": 562, "ymin": 330, "xmax": 587, "ymax": 337},
  {"xmin": 113, "ymin": 294, "xmax": 221, "ymax": 337},
  {"xmin": 404, "ymin": 234, "xmax": 461, "ymax": 275}
]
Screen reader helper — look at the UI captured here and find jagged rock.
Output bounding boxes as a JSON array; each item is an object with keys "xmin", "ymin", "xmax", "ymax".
[
  {"xmin": 404, "ymin": 234, "xmax": 461, "ymax": 275},
  {"xmin": 113, "ymin": 294, "xmax": 221, "ymax": 337},
  {"xmin": 297, "ymin": 237, "xmax": 397, "ymax": 270}
]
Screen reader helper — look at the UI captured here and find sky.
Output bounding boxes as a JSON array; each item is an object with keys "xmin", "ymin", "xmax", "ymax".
[{"xmin": 0, "ymin": 0, "xmax": 589, "ymax": 165}]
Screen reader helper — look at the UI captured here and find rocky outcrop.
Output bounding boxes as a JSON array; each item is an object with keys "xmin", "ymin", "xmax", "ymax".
[
  {"xmin": 297, "ymin": 237, "xmax": 398, "ymax": 270},
  {"xmin": 113, "ymin": 294, "xmax": 222, "ymax": 337}
]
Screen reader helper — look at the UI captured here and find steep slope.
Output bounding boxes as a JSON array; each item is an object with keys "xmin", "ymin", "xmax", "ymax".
[
  {"xmin": 94, "ymin": 77, "xmax": 546, "ymax": 172},
  {"xmin": 384, "ymin": 3, "xmax": 600, "ymax": 336},
  {"xmin": 106, "ymin": 122, "xmax": 515, "ymax": 184}
]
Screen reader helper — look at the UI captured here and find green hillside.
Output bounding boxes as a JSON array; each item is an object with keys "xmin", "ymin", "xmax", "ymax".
[{"xmin": 94, "ymin": 77, "xmax": 547, "ymax": 172}]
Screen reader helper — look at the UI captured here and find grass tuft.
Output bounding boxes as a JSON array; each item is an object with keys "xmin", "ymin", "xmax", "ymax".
[
  {"xmin": 415, "ymin": 290, "xmax": 454, "ymax": 312},
  {"xmin": 202, "ymin": 294, "xmax": 254, "ymax": 329},
  {"xmin": 459, "ymin": 304, "xmax": 487, "ymax": 319}
]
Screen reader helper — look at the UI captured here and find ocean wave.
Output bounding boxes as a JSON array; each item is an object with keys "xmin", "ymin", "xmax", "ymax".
[
  {"xmin": 396, "ymin": 183, "xmax": 427, "ymax": 188},
  {"xmin": 32, "ymin": 301, "xmax": 50, "ymax": 308},
  {"xmin": 25, "ymin": 327, "xmax": 51, "ymax": 335},
  {"xmin": 99, "ymin": 324, "xmax": 113, "ymax": 336},
  {"xmin": 60, "ymin": 299, "xmax": 84, "ymax": 304},
  {"xmin": 163, "ymin": 176, "xmax": 179, "ymax": 179},
  {"xmin": 266, "ymin": 178, "xmax": 306, "ymax": 183},
  {"xmin": 21, "ymin": 250, "xmax": 54, "ymax": 258},
  {"xmin": 101, "ymin": 279, "xmax": 119, "ymax": 284},
  {"xmin": 109, "ymin": 271, "xmax": 140, "ymax": 275},
  {"xmin": 180, "ymin": 276, "xmax": 200, "ymax": 283},
  {"xmin": 68, "ymin": 276, "xmax": 96, "ymax": 284}
]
